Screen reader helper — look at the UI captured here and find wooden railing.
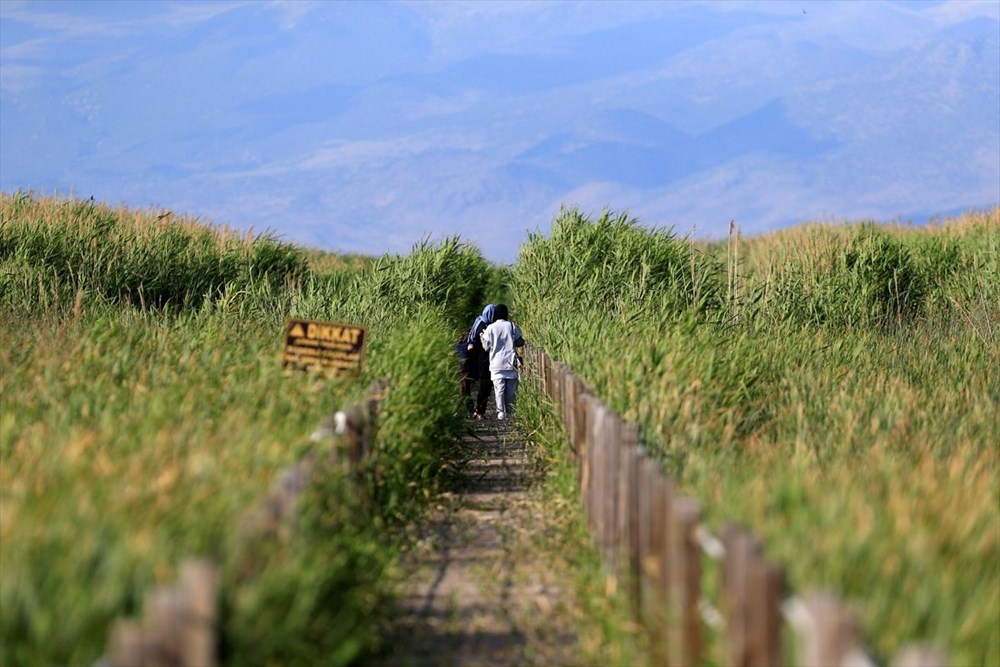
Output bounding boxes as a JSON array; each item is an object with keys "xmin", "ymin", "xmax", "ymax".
[
  {"xmin": 96, "ymin": 380, "xmax": 389, "ymax": 667},
  {"xmin": 524, "ymin": 344, "xmax": 946, "ymax": 667}
]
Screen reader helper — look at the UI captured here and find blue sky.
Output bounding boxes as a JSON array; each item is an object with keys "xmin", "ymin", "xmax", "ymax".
[{"xmin": 2, "ymin": 0, "xmax": 998, "ymax": 263}]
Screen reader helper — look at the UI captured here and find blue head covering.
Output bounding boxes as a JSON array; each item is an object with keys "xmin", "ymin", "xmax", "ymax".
[{"xmin": 467, "ymin": 304, "xmax": 496, "ymax": 343}]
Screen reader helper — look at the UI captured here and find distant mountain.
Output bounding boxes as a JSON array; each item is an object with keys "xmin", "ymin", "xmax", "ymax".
[
  {"xmin": 509, "ymin": 101, "xmax": 836, "ymax": 191},
  {"xmin": 1, "ymin": 2, "xmax": 996, "ymax": 263}
]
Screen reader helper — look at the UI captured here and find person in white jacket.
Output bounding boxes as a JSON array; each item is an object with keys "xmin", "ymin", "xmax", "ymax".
[{"xmin": 479, "ymin": 303, "xmax": 525, "ymax": 421}]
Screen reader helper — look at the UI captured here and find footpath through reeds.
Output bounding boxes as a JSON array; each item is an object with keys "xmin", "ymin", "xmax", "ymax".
[{"xmin": 377, "ymin": 392, "xmax": 647, "ymax": 667}]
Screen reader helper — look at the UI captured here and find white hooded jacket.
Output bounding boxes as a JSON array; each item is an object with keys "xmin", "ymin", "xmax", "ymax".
[{"xmin": 480, "ymin": 320, "xmax": 524, "ymax": 379}]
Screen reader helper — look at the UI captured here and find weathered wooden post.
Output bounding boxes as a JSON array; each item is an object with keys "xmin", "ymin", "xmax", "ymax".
[
  {"xmin": 109, "ymin": 619, "xmax": 145, "ymax": 667},
  {"xmin": 795, "ymin": 592, "xmax": 869, "ymax": 667},
  {"xmin": 670, "ymin": 495, "xmax": 704, "ymax": 667},
  {"xmin": 555, "ymin": 362, "xmax": 566, "ymax": 421},
  {"xmin": 144, "ymin": 586, "xmax": 183, "ymax": 667},
  {"xmin": 723, "ymin": 524, "xmax": 782, "ymax": 667},
  {"xmin": 178, "ymin": 558, "xmax": 218, "ymax": 667},
  {"xmin": 564, "ymin": 369, "xmax": 578, "ymax": 461},
  {"xmin": 636, "ymin": 459, "xmax": 658, "ymax": 621},
  {"xmin": 623, "ymin": 437, "xmax": 643, "ymax": 619},
  {"xmin": 892, "ymin": 645, "xmax": 947, "ymax": 667},
  {"xmin": 723, "ymin": 524, "xmax": 758, "ymax": 667},
  {"xmin": 583, "ymin": 395, "xmax": 600, "ymax": 530},
  {"xmin": 603, "ymin": 408, "xmax": 622, "ymax": 568},
  {"xmin": 543, "ymin": 350, "xmax": 552, "ymax": 396},
  {"xmin": 648, "ymin": 469, "xmax": 674, "ymax": 666},
  {"xmin": 573, "ymin": 377, "xmax": 589, "ymax": 485},
  {"xmin": 748, "ymin": 556, "xmax": 784, "ymax": 667},
  {"xmin": 613, "ymin": 422, "xmax": 638, "ymax": 572},
  {"xmin": 344, "ymin": 403, "xmax": 366, "ymax": 465},
  {"xmin": 594, "ymin": 402, "xmax": 610, "ymax": 548},
  {"xmin": 611, "ymin": 416, "xmax": 624, "ymax": 572},
  {"xmin": 366, "ymin": 378, "xmax": 387, "ymax": 448}
]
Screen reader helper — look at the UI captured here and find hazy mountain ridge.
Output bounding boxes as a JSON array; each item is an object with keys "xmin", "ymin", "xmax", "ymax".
[{"xmin": 1, "ymin": 2, "xmax": 996, "ymax": 261}]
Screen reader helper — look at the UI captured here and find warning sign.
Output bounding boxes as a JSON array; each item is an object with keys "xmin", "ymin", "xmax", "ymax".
[{"xmin": 282, "ymin": 318, "xmax": 367, "ymax": 376}]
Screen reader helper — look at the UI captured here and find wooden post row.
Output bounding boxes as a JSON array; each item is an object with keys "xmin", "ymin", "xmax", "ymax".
[{"xmin": 533, "ymin": 349, "xmax": 946, "ymax": 667}]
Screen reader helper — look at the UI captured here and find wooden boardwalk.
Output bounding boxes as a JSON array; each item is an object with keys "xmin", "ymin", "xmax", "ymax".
[{"xmin": 379, "ymin": 418, "xmax": 580, "ymax": 667}]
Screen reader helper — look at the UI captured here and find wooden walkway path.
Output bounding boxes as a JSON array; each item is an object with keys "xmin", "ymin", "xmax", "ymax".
[{"xmin": 378, "ymin": 418, "xmax": 582, "ymax": 667}]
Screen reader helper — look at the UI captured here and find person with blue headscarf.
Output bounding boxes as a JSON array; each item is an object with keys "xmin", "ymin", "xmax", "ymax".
[
  {"xmin": 479, "ymin": 303, "xmax": 525, "ymax": 421},
  {"xmin": 465, "ymin": 304, "xmax": 496, "ymax": 419}
]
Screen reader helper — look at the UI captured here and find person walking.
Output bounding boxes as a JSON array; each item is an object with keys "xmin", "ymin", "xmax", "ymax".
[
  {"xmin": 466, "ymin": 304, "xmax": 496, "ymax": 419},
  {"xmin": 479, "ymin": 303, "xmax": 525, "ymax": 421}
]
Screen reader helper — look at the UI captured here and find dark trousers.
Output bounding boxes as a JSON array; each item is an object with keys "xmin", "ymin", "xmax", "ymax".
[{"xmin": 474, "ymin": 362, "xmax": 491, "ymax": 414}]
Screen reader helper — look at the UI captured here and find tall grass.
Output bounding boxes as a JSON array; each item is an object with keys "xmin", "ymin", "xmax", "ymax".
[
  {"xmin": 0, "ymin": 191, "xmax": 307, "ymax": 311},
  {"xmin": 0, "ymin": 194, "xmax": 496, "ymax": 665},
  {"xmin": 512, "ymin": 206, "xmax": 1000, "ymax": 665}
]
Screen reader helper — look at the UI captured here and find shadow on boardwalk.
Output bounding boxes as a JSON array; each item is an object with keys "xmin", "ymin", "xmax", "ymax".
[{"xmin": 377, "ymin": 417, "xmax": 580, "ymax": 667}]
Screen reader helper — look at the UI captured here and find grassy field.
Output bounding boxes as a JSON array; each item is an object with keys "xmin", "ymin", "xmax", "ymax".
[
  {"xmin": 3, "ymin": 191, "xmax": 996, "ymax": 665},
  {"xmin": 0, "ymin": 192, "xmax": 503, "ymax": 665},
  {"xmin": 512, "ymin": 206, "xmax": 999, "ymax": 665}
]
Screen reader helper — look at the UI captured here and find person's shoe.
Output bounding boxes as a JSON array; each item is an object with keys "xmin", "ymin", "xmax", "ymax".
[
  {"xmin": 496, "ymin": 411, "xmax": 505, "ymax": 420},
  {"xmin": 473, "ymin": 412, "xmax": 484, "ymax": 420}
]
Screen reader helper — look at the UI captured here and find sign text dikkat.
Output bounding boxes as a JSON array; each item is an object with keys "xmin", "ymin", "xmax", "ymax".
[{"xmin": 282, "ymin": 318, "xmax": 367, "ymax": 376}]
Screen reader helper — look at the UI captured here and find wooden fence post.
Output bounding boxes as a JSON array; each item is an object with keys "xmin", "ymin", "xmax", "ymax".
[
  {"xmin": 574, "ymin": 378, "xmax": 588, "ymax": 487},
  {"xmin": 603, "ymin": 408, "xmax": 622, "ymax": 569},
  {"xmin": 583, "ymin": 395, "xmax": 600, "ymax": 531},
  {"xmin": 144, "ymin": 586, "xmax": 183, "ymax": 667},
  {"xmin": 344, "ymin": 404, "xmax": 366, "ymax": 465},
  {"xmin": 543, "ymin": 351, "xmax": 552, "ymax": 396},
  {"xmin": 564, "ymin": 370, "xmax": 578, "ymax": 461},
  {"xmin": 723, "ymin": 524, "xmax": 759, "ymax": 667},
  {"xmin": 638, "ymin": 459, "xmax": 669, "ymax": 663},
  {"xmin": 624, "ymin": 440, "xmax": 643, "ymax": 617},
  {"xmin": 592, "ymin": 400, "xmax": 610, "ymax": 558},
  {"xmin": 797, "ymin": 592, "xmax": 868, "ymax": 667},
  {"xmin": 109, "ymin": 619, "xmax": 145, "ymax": 667},
  {"xmin": 671, "ymin": 496, "xmax": 703, "ymax": 667},
  {"xmin": 366, "ymin": 379, "xmax": 387, "ymax": 445},
  {"xmin": 892, "ymin": 645, "xmax": 947, "ymax": 667},
  {"xmin": 178, "ymin": 558, "xmax": 218, "ymax": 667},
  {"xmin": 651, "ymin": 470, "xmax": 676, "ymax": 667},
  {"xmin": 612, "ymin": 422, "xmax": 631, "ymax": 568},
  {"xmin": 723, "ymin": 524, "xmax": 784, "ymax": 667},
  {"xmin": 749, "ymin": 556, "xmax": 784, "ymax": 667},
  {"xmin": 556, "ymin": 362, "xmax": 567, "ymax": 422}
]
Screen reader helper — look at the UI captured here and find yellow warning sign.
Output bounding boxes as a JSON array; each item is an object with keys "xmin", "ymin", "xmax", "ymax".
[{"xmin": 282, "ymin": 318, "xmax": 367, "ymax": 377}]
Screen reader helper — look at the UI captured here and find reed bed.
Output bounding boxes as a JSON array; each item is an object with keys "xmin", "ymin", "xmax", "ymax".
[
  {"xmin": 512, "ymin": 206, "xmax": 999, "ymax": 665},
  {"xmin": 0, "ymin": 193, "xmax": 497, "ymax": 665}
]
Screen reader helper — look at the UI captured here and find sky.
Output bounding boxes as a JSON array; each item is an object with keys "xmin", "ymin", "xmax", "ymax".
[{"xmin": 1, "ymin": 0, "xmax": 998, "ymax": 263}]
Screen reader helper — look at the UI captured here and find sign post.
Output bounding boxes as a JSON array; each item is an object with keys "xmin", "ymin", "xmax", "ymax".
[{"xmin": 282, "ymin": 318, "xmax": 367, "ymax": 377}]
